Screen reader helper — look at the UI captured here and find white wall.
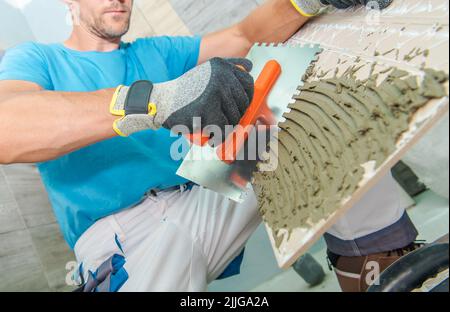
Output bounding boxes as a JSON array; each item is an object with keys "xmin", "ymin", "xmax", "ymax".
[
  {"xmin": 0, "ymin": 0, "xmax": 71, "ymax": 49},
  {"xmin": 0, "ymin": 0, "xmax": 35, "ymax": 48}
]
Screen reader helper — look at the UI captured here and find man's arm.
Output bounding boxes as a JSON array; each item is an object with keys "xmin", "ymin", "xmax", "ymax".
[
  {"xmin": 0, "ymin": 80, "xmax": 117, "ymax": 164},
  {"xmin": 0, "ymin": 57, "xmax": 254, "ymax": 164},
  {"xmin": 198, "ymin": 0, "xmax": 309, "ymax": 63}
]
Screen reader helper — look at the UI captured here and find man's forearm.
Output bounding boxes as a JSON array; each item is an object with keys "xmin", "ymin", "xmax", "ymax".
[
  {"xmin": 0, "ymin": 89, "xmax": 117, "ymax": 164},
  {"xmin": 238, "ymin": 0, "xmax": 309, "ymax": 46},
  {"xmin": 199, "ymin": 0, "xmax": 309, "ymax": 62}
]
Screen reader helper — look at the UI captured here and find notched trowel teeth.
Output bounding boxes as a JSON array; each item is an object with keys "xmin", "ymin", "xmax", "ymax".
[
  {"xmin": 246, "ymin": 43, "xmax": 323, "ymax": 124},
  {"xmin": 176, "ymin": 43, "xmax": 323, "ymax": 202}
]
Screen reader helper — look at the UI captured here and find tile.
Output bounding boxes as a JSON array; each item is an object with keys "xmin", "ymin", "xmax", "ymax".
[
  {"xmin": 137, "ymin": 0, "xmax": 191, "ymax": 36},
  {"xmin": 125, "ymin": 0, "xmax": 191, "ymax": 42},
  {"xmin": 0, "ymin": 228, "xmax": 33, "ymax": 258},
  {"xmin": 0, "ymin": 167, "xmax": 15, "ymax": 205},
  {"xmin": 3, "ymin": 164, "xmax": 56, "ymax": 228},
  {"xmin": 0, "ymin": 230, "xmax": 50, "ymax": 292},
  {"xmin": 0, "ymin": 260, "xmax": 49, "ymax": 292},
  {"xmin": 123, "ymin": 3, "xmax": 156, "ymax": 42},
  {"xmin": 0, "ymin": 164, "xmax": 74, "ymax": 291},
  {"xmin": 2, "ymin": 164, "xmax": 41, "ymax": 187},
  {"xmin": 170, "ymin": 0, "xmax": 259, "ymax": 35},
  {"xmin": 11, "ymin": 183, "xmax": 56, "ymax": 228},
  {"xmin": 0, "ymin": 167, "xmax": 25, "ymax": 234},
  {"xmin": 29, "ymin": 224, "xmax": 76, "ymax": 291},
  {"xmin": 0, "ymin": 200, "xmax": 26, "ymax": 234}
]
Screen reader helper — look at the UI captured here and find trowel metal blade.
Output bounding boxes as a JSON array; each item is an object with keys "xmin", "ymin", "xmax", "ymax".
[
  {"xmin": 177, "ymin": 143, "xmax": 249, "ymax": 203},
  {"xmin": 176, "ymin": 43, "xmax": 323, "ymax": 202},
  {"xmin": 247, "ymin": 43, "xmax": 322, "ymax": 123}
]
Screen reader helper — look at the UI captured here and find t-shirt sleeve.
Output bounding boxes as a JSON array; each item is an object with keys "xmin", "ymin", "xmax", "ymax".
[
  {"xmin": 136, "ymin": 36, "xmax": 202, "ymax": 80},
  {"xmin": 0, "ymin": 42, "xmax": 52, "ymax": 89}
]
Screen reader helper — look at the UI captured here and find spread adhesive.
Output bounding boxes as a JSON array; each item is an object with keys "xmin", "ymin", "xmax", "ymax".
[{"xmin": 253, "ymin": 67, "xmax": 448, "ymax": 248}]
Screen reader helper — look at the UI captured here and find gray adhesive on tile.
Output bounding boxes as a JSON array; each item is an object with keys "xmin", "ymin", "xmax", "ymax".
[{"xmin": 253, "ymin": 67, "xmax": 449, "ymax": 248}]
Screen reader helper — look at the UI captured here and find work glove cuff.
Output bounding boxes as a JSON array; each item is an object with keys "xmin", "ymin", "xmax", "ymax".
[
  {"xmin": 110, "ymin": 81, "xmax": 159, "ymax": 137},
  {"xmin": 290, "ymin": 0, "xmax": 328, "ymax": 17}
]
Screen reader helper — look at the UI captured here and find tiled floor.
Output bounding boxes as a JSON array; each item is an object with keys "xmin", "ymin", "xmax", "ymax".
[
  {"xmin": 0, "ymin": 165, "xmax": 74, "ymax": 292},
  {"xmin": 123, "ymin": 0, "xmax": 191, "ymax": 42},
  {"xmin": 169, "ymin": 0, "xmax": 263, "ymax": 35}
]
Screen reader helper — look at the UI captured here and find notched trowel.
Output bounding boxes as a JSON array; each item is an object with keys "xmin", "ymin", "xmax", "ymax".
[{"xmin": 177, "ymin": 43, "xmax": 322, "ymax": 202}]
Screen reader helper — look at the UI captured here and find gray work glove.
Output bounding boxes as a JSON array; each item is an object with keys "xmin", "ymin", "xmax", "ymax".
[
  {"xmin": 321, "ymin": 0, "xmax": 393, "ymax": 9},
  {"xmin": 290, "ymin": 0, "xmax": 393, "ymax": 16},
  {"xmin": 110, "ymin": 58, "xmax": 254, "ymax": 138}
]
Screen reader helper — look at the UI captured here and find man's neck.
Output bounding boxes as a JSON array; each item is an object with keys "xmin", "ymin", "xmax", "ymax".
[{"xmin": 64, "ymin": 26, "xmax": 121, "ymax": 52}]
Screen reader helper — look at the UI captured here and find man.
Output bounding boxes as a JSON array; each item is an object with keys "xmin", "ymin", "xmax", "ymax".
[{"xmin": 0, "ymin": 0, "xmax": 420, "ymax": 292}]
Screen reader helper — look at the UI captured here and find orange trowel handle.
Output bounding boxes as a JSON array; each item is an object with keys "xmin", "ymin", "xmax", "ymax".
[
  {"xmin": 185, "ymin": 61, "xmax": 281, "ymax": 159},
  {"xmin": 217, "ymin": 60, "xmax": 281, "ymax": 164}
]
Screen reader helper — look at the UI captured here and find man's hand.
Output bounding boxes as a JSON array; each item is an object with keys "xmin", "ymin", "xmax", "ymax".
[
  {"xmin": 289, "ymin": 0, "xmax": 327, "ymax": 16},
  {"xmin": 321, "ymin": 0, "xmax": 393, "ymax": 9},
  {"xmin": 110, "ymin": 58, "xmax": 254, "ymax": 138},
  {"xmin": 290, "ymin": 0, "xmax": 393, "ymax": 16}
]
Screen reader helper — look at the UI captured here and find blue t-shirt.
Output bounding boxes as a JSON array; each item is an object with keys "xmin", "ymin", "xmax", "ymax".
[{"xmin": 0, "ymin": 37, "xmax": 201, "ymax": 248}]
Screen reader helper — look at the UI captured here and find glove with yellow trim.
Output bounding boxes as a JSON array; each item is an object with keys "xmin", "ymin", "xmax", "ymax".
[
  {"xmin": 290, "ymin": 0, "xmax": 394, "ymax": 17},
  {"xmin": 110, "ymin": 58, "xmax": 254, "ymax": 137},
  {"xmin": 290, "ymin": 0, "xmax": 328, "ymax": 17}
]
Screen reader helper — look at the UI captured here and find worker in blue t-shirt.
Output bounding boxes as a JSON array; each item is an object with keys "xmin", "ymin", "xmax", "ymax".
[{"xmin": 0, "ymin": 0, "xmax": 420, "ymax": 292}]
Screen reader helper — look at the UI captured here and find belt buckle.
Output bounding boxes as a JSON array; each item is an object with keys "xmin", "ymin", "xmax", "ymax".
[{"xmin": 148, "ymin": 182, "xmax": 195, "ymax": 197}]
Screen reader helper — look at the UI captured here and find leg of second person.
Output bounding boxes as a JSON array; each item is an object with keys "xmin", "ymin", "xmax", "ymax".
[{"xmin": 325, "ymin": 173, "xmax": 420, "ymax": 291}]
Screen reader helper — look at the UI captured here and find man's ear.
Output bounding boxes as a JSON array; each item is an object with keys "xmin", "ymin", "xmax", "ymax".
[
  {"xmin": 61, "ymin": 0, "xmax": 76, "ymax": 9},
  {"xmin": 61, "ymin": 0, "xmax": 80, "ymax": 26}
]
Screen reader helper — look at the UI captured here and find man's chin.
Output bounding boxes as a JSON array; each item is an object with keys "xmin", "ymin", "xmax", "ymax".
[{"xmin": 101, "ymin": 25, "xmax": 130, "ymax": 40}]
